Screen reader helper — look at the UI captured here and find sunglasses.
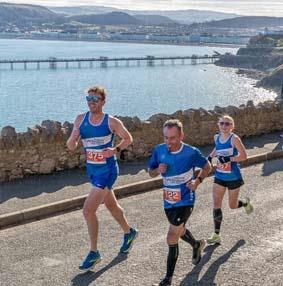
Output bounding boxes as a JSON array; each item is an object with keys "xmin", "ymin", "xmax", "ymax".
[
  {"xmin": 86, "ymin": 95, "xmax": 102, "ymax": 103},
  {"xmin": 219, "ymin": 121, "xmax": 232, "ymax": 127}
]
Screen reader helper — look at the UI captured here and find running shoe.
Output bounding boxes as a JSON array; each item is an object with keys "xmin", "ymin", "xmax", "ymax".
[
  {"xmin": 79, "ymin": 250, "xmax": 101, "ymax": 271},
  {"xmin": 159, "ymin": 276, "xmax": 172, "ymax": 286},
  {"xmin": 244, "ymin": 198, "xmax": 254, "ymax": 215},
  {"xmin": 120, "ymin": 228, "xmax": 138, "ymax": 253},
  {"xmin": 192, "ymin": 239, "xmax": 205, "ymax": 265},
  {"xmin": 207, "ymin": 233, "xmax": 221, "ymax": 245}
]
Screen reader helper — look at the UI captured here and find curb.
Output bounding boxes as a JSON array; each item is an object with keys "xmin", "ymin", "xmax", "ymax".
[{"xmin": 1, "ymin": 150, "xmax": 283, "ymax": 229}]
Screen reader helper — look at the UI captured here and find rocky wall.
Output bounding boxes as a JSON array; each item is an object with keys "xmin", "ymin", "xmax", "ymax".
[{"xmin": 1, "ymin": 100, "xmax": 283, "ymax": 182}]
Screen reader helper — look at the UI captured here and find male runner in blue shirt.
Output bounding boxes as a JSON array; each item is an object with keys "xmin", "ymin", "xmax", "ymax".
[
  {"xmin": 67, "ymin": 86, "xmax": 138, "ymax": 271},
  {"xmin": 148, "ymin": 119, "xmax": 211, "ymax": 286}
]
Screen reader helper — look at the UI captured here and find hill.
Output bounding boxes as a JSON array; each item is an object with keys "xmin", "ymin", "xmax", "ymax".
[
  {"xmin": 0, "ymin": 3, "xmax": 176, "ymax": 27},
  {"xmin": 68, "ymin": 12, "xmax": 142, "ymax": 25},
  {"xmin": 48, "ymin": 5, "xmax": 239, "ymax": 24},
  {"xmin": 0, "ymin": 2, "xmax": 62, "ymax": 25},
  {"xmin": 200, "ymin": 16, "xmax": 283, "ymax": 29},
  {"xmin": 133, "ymin": 14, "xmax": 176, "ymax": 25}
]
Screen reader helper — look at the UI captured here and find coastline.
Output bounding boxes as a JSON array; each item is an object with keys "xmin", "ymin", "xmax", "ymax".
[
  {"xmin": 0, "ymin": 35, "xmax": 244, "ymax": 49},
  {"xmin": 215, "ymin": 51, "xmax": 283, "ymax": 97},
  {"xmin": 236, "ymin": 68, "xmax": 281, "ymax": 97}
]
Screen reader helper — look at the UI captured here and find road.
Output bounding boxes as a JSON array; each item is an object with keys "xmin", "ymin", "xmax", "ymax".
[{"xmin": 1, "ymin": 159, "xmax": 283, "ymax": 286}]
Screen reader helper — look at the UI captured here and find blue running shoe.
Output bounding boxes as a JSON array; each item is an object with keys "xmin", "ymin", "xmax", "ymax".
[
  {"xmin": 79, "ymin": 250, "xmax": 101, "ymax": 271},
  {"xmin": 120, "ymin": 228, "xmax": 138, "ymax": 253}
]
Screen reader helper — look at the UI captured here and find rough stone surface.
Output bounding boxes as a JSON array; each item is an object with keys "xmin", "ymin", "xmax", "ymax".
[
  {"xmin": 1, "ymin": 101, "xmax": 283, "ymax": 182},
  {"xmin": 39, "ymin": 158, "xmax": 56, "ymax": 174},
  {"xmin": 1, "ymin": 126, "xmax": 16, "ymax": 137}
]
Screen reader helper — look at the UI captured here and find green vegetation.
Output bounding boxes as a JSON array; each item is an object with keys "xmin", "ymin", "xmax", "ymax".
[{"xmin": 249, "ymin": 34, "xmax": 283, "ymax": 47}]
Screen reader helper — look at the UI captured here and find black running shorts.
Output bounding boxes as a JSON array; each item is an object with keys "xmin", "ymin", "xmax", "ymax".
[
  {"xmin": 214, "ymin": 178, "xmax": 244, "ymax": 190},
  {"xmin": 164, "ymin": 206, "xmax": 194, "ymax": 226}
]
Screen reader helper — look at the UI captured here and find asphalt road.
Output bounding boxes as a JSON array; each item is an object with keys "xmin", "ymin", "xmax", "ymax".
[{"xmin": 1, "ymin": 159, "xmax": 283, "ymax": 286}]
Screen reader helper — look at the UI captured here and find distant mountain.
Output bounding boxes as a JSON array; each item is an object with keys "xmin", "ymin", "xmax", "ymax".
[
  {"xmin": 68, "ymin": 12, "xmax": 142, "ymax": 25},
  {"xmin": 49, "ymin": 5, "xmax": 240, "ymax": 24},
  {"xmin": 0, "ymin": 3, "xmax": 176, "ymax": 27},
  {"xmin": 134, "ymin": 15, "xmax": 176, "ymax": 25},
  {"xmin": 48, "ymin": 5, "xmax": 119, "ymax": 16},
  {"xmin": 0, "ymin": 2, "xmax": 62, "ymax": 25},
  {"xmin": 140, "ymin": 10, "xmax": 240, "ymax": 25},
  {"xmin": 201, "ymin": 16, "xmax": 283, "ymax": 29}
]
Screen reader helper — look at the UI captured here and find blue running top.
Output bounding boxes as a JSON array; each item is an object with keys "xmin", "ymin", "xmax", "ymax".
[
  {"xmin": 79, "ymin": 112, "xmax": 118, "ymax": 178},
  {"xmin": 214, "ymin": 133, "xmax": 242, "ymax": 181},
  {"xmin": 148, "ymin": 143, "xmax": 207, "ymax": 209}
]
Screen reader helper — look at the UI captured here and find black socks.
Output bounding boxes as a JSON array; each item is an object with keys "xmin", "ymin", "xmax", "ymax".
[
  {"xmin": 166, "ymin": 244, "xmax": 179, "ymax": 278},
  {"xmin": 238, "ymin": 200, "xmax": 247, "ymax": 208},
  {"xmin": 181, "ymin": 229, "xmax": 198, "ymax": 248},
  {"xmin": 213, "ymin": 208, "xmax": 223, "ymax": 235}
]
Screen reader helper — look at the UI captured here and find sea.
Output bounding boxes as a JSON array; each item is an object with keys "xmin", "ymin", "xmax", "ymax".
[{"xmin": 0, "ymin": 39, "xmax": 277, "ymax": 131}]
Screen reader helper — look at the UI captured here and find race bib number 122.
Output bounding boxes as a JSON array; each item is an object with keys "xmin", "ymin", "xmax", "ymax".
[{"xmin": 163, "ymin": 188, "xmax": 181, "ymax": 204}]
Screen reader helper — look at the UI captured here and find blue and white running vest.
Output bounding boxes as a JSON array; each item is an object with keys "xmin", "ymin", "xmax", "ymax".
[
  {"xmin": 214, "ymin": 133, "xmax": 242, "ymax": 181},
  {"xmin": 79, "ymin": 112, "xmax": 118, "ymax": 178},
  {"xmin": 148, "ymin": 143, "xmax": 207, "ymax": 209}
]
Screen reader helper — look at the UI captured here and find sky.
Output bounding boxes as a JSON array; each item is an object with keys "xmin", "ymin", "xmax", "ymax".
[{"xmin": 3, "ymin": 1, "xmax": 283, "ymax": 17}]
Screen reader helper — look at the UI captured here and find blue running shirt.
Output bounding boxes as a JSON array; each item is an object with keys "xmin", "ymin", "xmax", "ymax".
[
  {"xmin": 214, "ymin": 133, "xmax": 242, "ymax": 181},
  {"xmin": 148, "ymin": 143, "xmax": 207, "ymax": 209},
  {"xmin": 79, "ymin": 112, "xmax": 118, "ymax": 178}
]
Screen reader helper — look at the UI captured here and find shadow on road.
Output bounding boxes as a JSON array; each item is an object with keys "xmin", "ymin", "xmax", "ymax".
[
  {"xmin": 261, "ymin": 139, "xmax": 283, "ymax": 176},
  {"xmin": 0, "ymin": 159, "xmax": 148, "ymax": 204},
  {"xmin": 242, "ymin": 132, "xmax": 282, "ymax": 150},
  {"xmin": 179, "ymin": 239, "xmax": 245, "ymax": 286},
  {"xmin": 71, "ymin": 253, "xmax": 128, "ymax": 286},
  {"xmin": 0, "ymin": 168, "xmax": 88, "ymax": 204}
]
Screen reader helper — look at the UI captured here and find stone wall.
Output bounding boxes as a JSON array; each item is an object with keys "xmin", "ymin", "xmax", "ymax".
[{"xmin": 1, "ymin": 100, "xmax": 283, "ymax": 182}]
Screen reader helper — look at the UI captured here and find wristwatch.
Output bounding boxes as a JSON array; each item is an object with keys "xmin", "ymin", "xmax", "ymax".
[
  {"xmin": 197, "ymin": 177, "xmax": 203, "ymax": 183},
  {"xmin": 115, "ymin": 147, "xmax": 121, "ymax": 153}
]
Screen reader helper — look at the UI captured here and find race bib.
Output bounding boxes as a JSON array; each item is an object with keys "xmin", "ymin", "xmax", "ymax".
[
  {"xmin": 163, "ymin": 188, "xmax": 181, "ymax": 204},
  {"xmin": 86, "ymin": 149, "xmax": 106, "ymax": 165},
  {"xmin": 216, "ymin": 161, "xmax": 231, "ymax": 173}
]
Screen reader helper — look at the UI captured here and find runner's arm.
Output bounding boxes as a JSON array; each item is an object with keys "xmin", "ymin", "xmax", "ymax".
[
  {"xmin": 196, "ymin": 161, "xmax": 212, "ymax": 182},
  {"xmin": 66, "ymin": 114, "xmax": 84, "ymax": 151},
  {"xmin": 148, "ymin": 167, "xmax": 160, "ymax": 178},
  {"xmin": 110, "ymin": 117, "xmax": 133, "ymax": 151},
  {"xmin": 209, "ymin": 148, "xmax": 217, "ymax": 158},
  {"xmin": 148, "ymin": 147, "xmax": 161, "ymax": 178},
  {"xmin": 231, "ymin": 135, "xmax": 247, "ymax": 162}
]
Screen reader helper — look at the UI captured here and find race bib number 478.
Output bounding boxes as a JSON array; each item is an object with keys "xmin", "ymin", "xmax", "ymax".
[
  {"xmin": 163, "ymin": 188, "xmax": 181, "ymax": 204},
  {"xmin": 86, "ymin": 149, "xmax": 106, "ymax": 164}
]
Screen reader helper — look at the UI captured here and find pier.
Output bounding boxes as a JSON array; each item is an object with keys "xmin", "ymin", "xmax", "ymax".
[{"xmin": 0, "ymin": 55, "xmax": 220, "ymax": 70}]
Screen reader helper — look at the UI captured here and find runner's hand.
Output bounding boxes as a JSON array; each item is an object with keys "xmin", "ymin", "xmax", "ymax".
[
  {"xmin": 102, "ymin": 148, "xmax": 116, "ymax": 158},
  {"xmin": 186, "ymin": 179, "xmax": 200, "ymax": 191},
  {"xmin": 158, "ymin": 163, "xmax": 167, "ymax": 174},
  {"xmin": 218, "ymin": 156, "xmax": 231, "ymax": 164}
]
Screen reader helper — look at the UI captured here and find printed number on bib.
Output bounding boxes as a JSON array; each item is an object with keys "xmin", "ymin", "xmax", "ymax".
[
  {"xmin": 216, "ymin": 161, "xmax": 231, "ymax": 173},
  {"xmin": 163, "ymin": 188, "xmax": 181, "ymax": 204},
  {"xmin": 86, "ymin": 150, "xmax": 106, "ymax": 164}
]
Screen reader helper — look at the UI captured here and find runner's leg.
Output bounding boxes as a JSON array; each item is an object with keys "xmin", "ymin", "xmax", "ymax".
[
  {"xmin": 104, "ymin": 189, "xmax": 130, "ymax": 233},
  {"xmin": 213, "ymin": 183, "xmax": 226, "ymax": 234},
  {"xmin": 83, "ymin": 187, "xmax": 108, "ymax": 251}
]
